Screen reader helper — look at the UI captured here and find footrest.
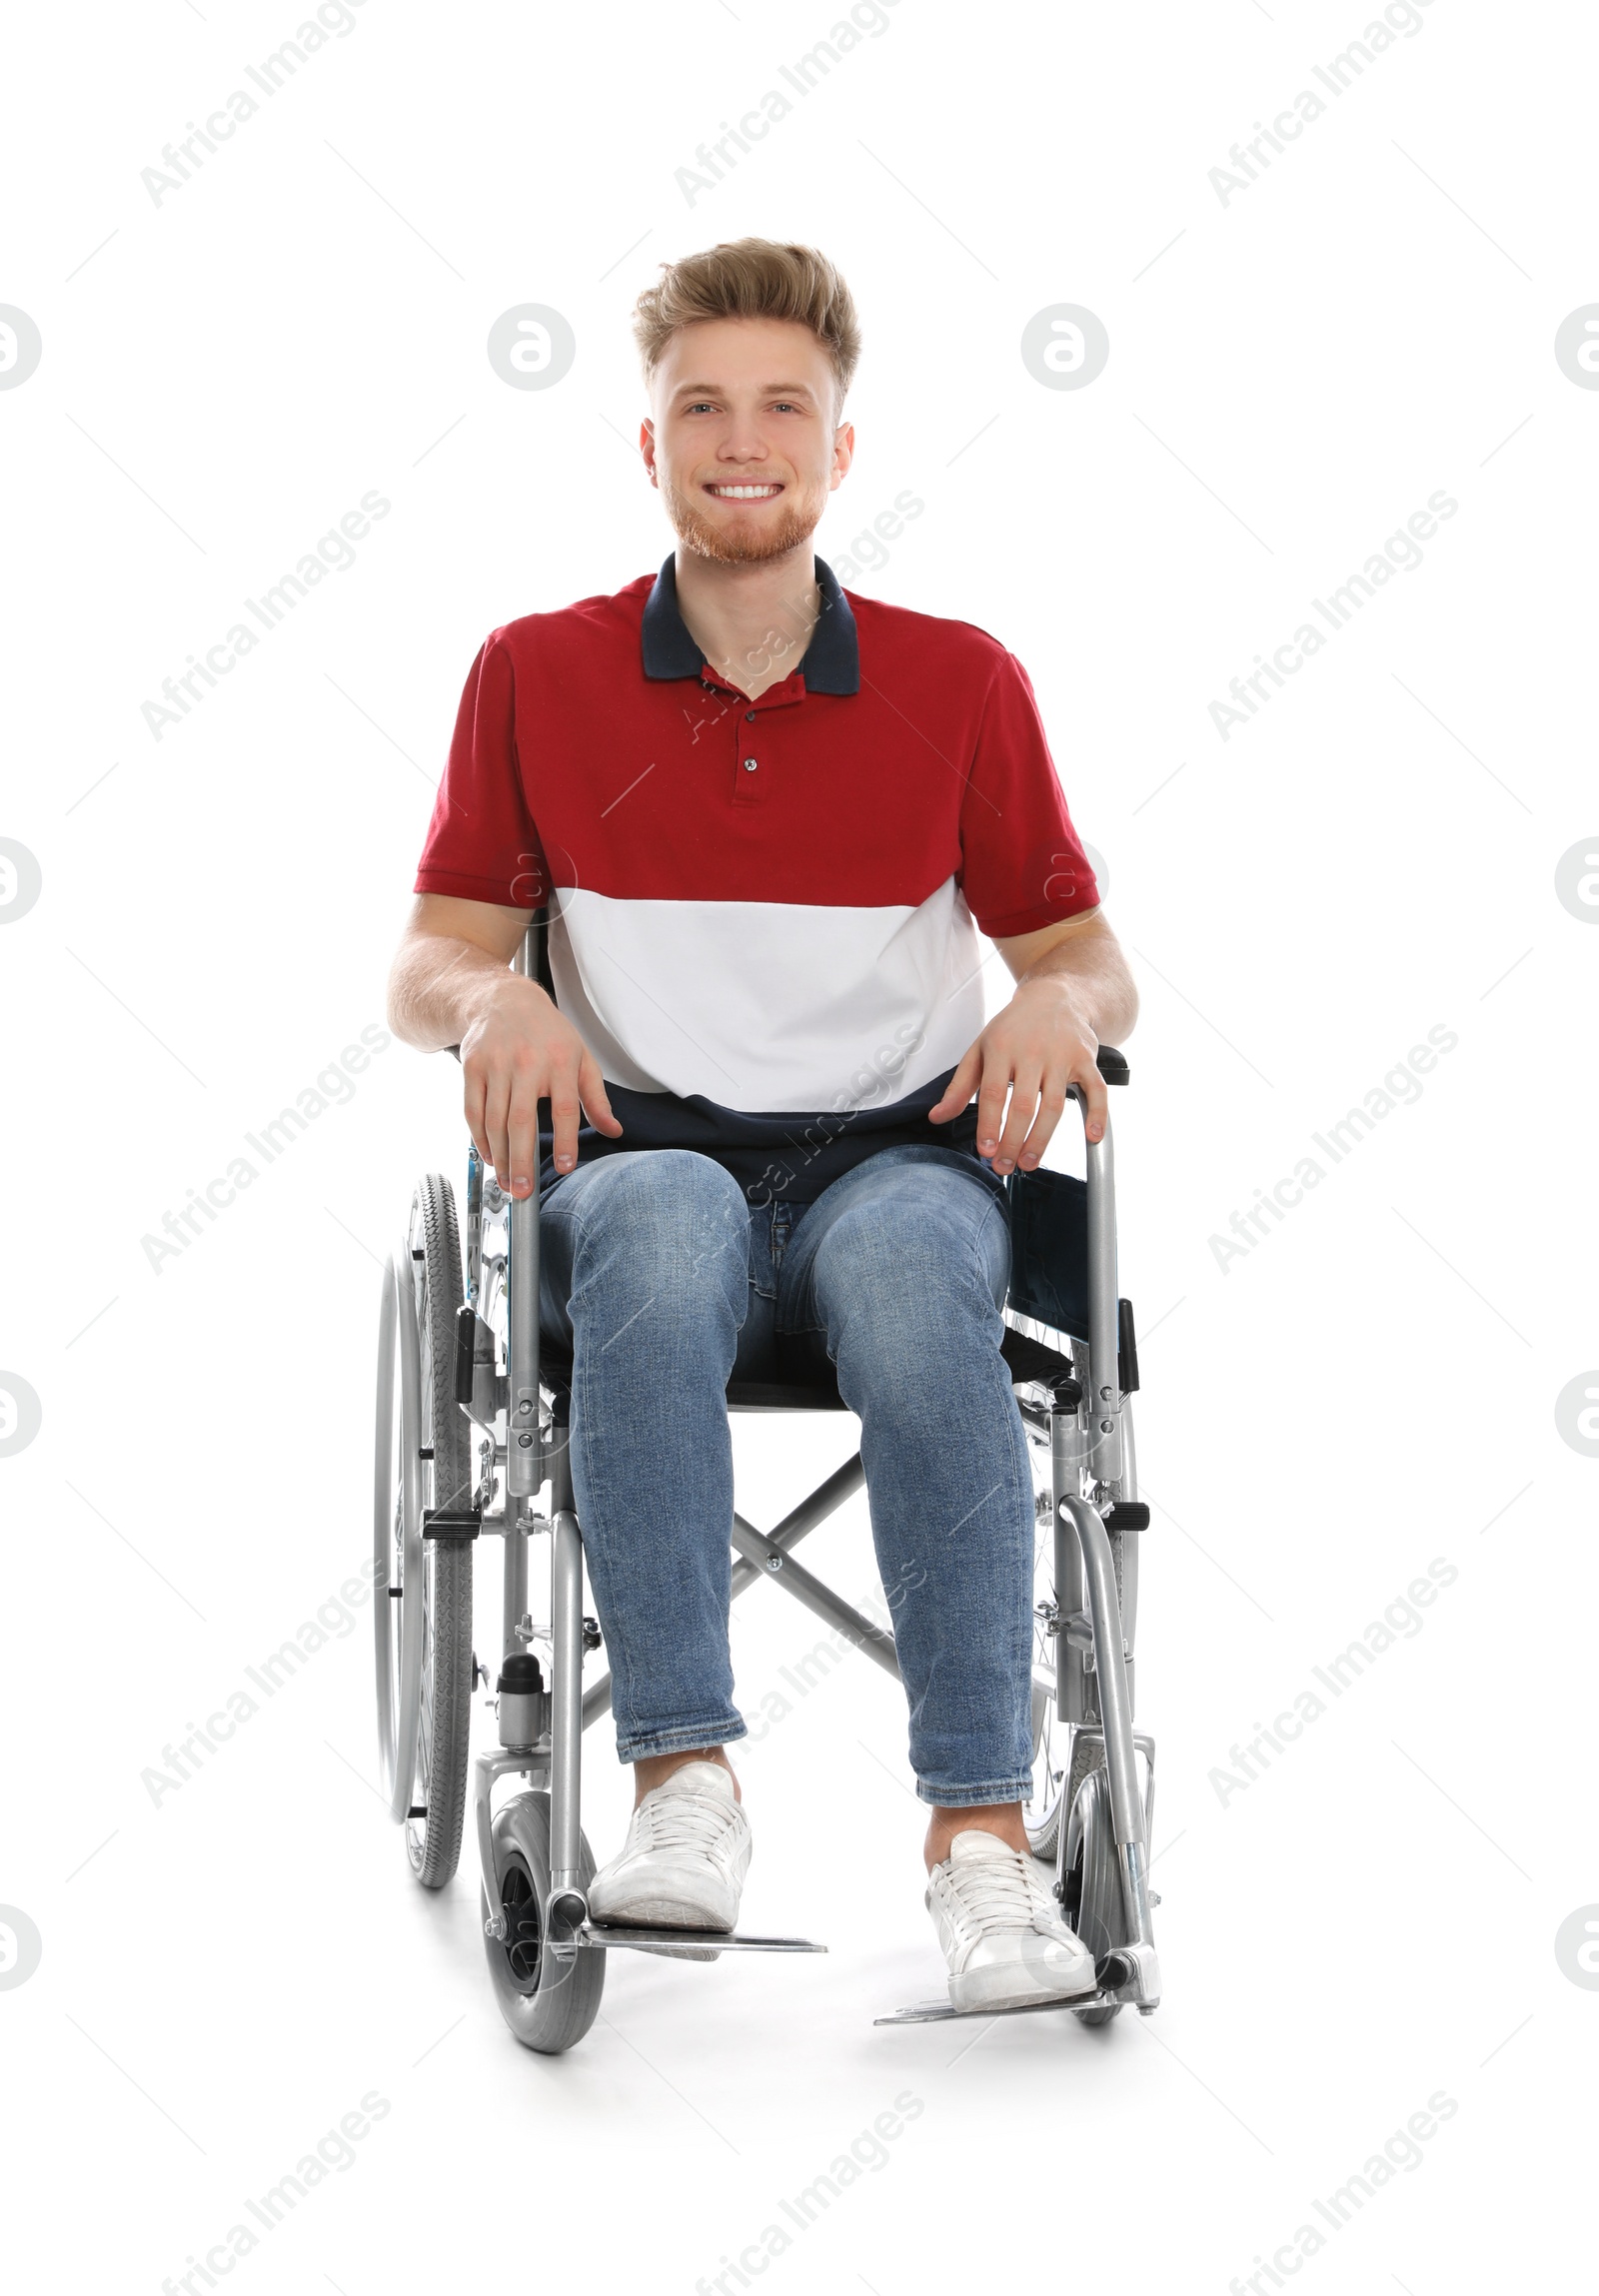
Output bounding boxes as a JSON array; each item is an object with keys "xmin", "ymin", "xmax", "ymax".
[
  {"xmin": 874, "ymin": 1987, "xmax": 1127, "ymax": 2026},
  {"xmin": 577, "ymin": 1923, "xmax": 826, "ymax": 1956}
]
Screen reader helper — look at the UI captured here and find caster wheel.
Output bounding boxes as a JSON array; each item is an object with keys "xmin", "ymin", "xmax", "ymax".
[
  {"xmin": 482, "ymin": 1791, "xmax": 606, "ymax": 2055},
  {"xmin": 1062, "ymin": 1766, "xmax": 1122, "ymax": 2025}
]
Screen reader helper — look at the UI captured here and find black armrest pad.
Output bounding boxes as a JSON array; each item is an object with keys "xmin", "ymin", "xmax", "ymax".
[{"xmin": 1096, "ymin": 1046, "xmax": 1129, "ymax": 1085}]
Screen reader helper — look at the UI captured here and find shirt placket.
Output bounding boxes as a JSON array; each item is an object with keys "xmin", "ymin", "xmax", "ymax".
[{"xmin": 701, "ymin": 666, "xmax": 801, "ymax": 808}]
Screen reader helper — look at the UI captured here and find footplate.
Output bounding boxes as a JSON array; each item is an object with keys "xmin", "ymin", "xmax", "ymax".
[
  {"xmin": 577, "ymin": 1923, "xmax": 826, "ymax": 1956},
  {"xmin": 876, "ymin": 1942, "xmax": 1160, "ymax": 2025},
  {"xmin": 874, "ymin": 1988, "xmax": 1123, "ymax": 2026}
]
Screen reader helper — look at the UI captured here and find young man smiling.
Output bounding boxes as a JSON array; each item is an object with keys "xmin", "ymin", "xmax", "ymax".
[{"xmin": 387, "ymin": 239, "xmax": 1138, "ymax": 2013}]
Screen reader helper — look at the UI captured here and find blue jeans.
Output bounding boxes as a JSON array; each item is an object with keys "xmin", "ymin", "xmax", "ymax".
[{"xmin": 536, "ymin": 1145, "xmax": 1035, "ymax": 1807}]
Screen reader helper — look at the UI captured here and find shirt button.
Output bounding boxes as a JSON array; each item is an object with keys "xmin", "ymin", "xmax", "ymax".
[
  {"xmin": 743, "ymin": 757, "xmax": 758, "ymax": 772},
  {"xmin": 746, "ymin": 709, "xmax": 757, "ymax": 721}
]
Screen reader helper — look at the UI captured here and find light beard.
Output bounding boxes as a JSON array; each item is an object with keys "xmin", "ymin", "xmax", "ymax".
[{"xmin": 662, "ymin": 475, "xmax": 825, "ymax": 567}]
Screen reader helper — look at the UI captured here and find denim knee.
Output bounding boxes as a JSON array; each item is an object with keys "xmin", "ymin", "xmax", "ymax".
[
  {"xmin": 569, "ymin": 1150, "xmax": 750, "ymax": 1326},
  {"xmin": 812, "ymin": 1182, "xmax": 1009, "ymax": 1343}
]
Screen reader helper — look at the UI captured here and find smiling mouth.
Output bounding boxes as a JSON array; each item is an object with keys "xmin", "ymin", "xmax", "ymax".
[{"xmin": 704, "ymin": 482, "xmax": 785, "ymax": 501}]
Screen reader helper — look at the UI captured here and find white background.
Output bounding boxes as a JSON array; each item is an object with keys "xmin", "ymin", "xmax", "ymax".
[{"xmin": 1, "ymin": 0, "xmax": 1594, "ymax": 2289}]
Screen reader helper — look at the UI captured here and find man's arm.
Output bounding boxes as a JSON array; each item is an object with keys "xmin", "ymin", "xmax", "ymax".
[
  {"xmin": 387, "ymin": 893, "xmax": 622, "ymax": 1196},
  {"xmin": 925, "ymin": 908, "xmax": 1137, "ymax": 1173}
]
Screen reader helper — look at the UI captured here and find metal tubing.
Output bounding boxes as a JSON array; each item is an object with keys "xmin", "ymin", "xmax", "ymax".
[
  {"xmin": 729, "ymin": 1515, "xmax": 900, "ymax": 1678},
  {"xmin": 507, "ymin": 1188, "xmax": 541, "ymax": 1497},
  {"xmin": 506, "ymin": 927, "xmax": 542, "ymax": 1498},
  {"xmin": 1057, "ymin": 1494, "xmax": 1142, "ymax": 1850},
  {"xmin": 547, "ymin": 1506, "xmax": 585, "ymax": 1890},
  {"xmin": 1050, "ymin": 1405, "xmax": 1090, "ymax": 1727},
  {"xmin": 578, "ymin": 1458, "xmax": 872, "ymax": 1731},
  {"xmin": 1084, "ymin": 1123, "xmax": 1122, "ymax": 1487},
  {"xmin": 502, "ymin": 1514, "xmax": 529, "ymax": 1669},
  {"xmin": 1057, "ymin": 1491, "xmax": 1154, "ymax": 1948},
  {"xmin": 727, "ymin": 1454, "xmax": 865, "ymax": 1599}
]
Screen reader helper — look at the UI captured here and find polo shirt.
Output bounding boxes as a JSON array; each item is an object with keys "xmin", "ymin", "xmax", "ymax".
[{"xmin": 413, "ymin": 553, "xmax": 1099, "ymax": 1205}]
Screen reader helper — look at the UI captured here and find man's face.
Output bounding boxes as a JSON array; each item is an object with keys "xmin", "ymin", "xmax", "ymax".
[{"xmin": 642, "ymin": 317, "xmax": 853, "ymax": 565}]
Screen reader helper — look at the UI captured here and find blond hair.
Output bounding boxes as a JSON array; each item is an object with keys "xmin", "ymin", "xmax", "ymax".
[{"xmin": 632, "ymin": 238, "xmax": 861, "ymax": 421}]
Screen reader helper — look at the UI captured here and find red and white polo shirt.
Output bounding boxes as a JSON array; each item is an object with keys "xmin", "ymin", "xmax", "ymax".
[{"xmin": 413, "ymin": 554, "xmax": 1098, "ymax": 1203}]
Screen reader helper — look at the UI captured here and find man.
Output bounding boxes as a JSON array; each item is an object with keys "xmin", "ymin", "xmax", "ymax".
[{"xmin": 387, "ymin": 238, "xmax": 1138, "ymax": 2012}]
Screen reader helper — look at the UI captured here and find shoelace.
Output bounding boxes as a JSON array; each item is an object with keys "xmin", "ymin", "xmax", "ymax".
[
  {"xmin": 936, "ymin": 1847, "xmax": 1058, "ymax": 1935},
  {"xmin": 631, "ymin": 1789, "xmax": 741, "ymax": 1859}
]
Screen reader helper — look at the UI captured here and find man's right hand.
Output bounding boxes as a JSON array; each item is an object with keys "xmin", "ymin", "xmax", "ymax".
[
  {"xmin": 387, "ymin": 892, "xmax": 623, "ymax": 1197},
  {"xmin": 460, "ymin": 972, "xmax": 622, "ymax": 1194}
]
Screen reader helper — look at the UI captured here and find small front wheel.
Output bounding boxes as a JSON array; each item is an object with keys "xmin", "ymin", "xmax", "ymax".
[
  {"xmin": 481, "ymin": 1791, "xmax": 606, "ymax": 2055},
  {"xmin": 1061, "ymin": 1766, "xmax": 1123, "ymax": 2026}
]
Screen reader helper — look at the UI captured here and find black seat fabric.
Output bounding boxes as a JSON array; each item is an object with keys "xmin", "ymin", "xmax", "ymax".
[{"xmin": 531, "ymin": 1321, "xmax": 1074, "ymax": 1413}]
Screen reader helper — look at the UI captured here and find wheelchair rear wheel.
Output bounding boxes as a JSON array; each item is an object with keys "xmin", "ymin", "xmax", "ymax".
[
  {"xmin": 482, "ymin": 1790, "xmax": 606, "ymax": 2054},
  {"xmin": 374, "ymin": 1175, "xmax": 476, "ymax": 1889},
  {"xmin": 1025, "ymin": 1491, "xmax": 1067, "ymax": 1859}
]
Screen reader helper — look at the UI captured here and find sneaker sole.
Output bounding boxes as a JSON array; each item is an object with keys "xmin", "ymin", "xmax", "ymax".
[
  {"xmin": 587, "ymin": 1890, "xmax": 739, "ymax": 1932},
  {"xmin": 949, "ymin": 1960, "xmax": 1099, "ymax": 2014}
]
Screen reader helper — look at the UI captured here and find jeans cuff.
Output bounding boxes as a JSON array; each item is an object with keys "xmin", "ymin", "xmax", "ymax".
[
  {"xmin": 914, "ymin": 1775, "xmax": 1031, "ymax": 1809},
  {"xmin": 617, "ymin": 1719, "xmax": 749, "ymax": 1763}
]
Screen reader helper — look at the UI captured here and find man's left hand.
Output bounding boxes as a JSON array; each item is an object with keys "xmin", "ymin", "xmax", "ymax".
[{"xmin": 926, "ymin": 977, "xmax": 1107, "ymax": 1170}]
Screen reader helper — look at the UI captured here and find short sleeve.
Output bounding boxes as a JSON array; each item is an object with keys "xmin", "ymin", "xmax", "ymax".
[
  {"xmin": 956, "ymin": 649, "xmax": 1098, "ymax": 937},
  {"xmin": 413, "ymin": 631, "xmax": 551, "ymax": 909}
]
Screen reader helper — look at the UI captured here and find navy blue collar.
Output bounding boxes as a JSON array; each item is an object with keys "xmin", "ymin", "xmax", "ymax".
[{"xmin": 641, "ymin": 553, "xmax": 859, "ymax": 694}]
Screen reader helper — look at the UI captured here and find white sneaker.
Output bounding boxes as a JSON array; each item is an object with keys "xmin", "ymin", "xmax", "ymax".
[
  {"xmin": 587, "ymin": 1761, "xmax": 752, "ymax": 1934},
  {"xmin": 926, "ymin": 1831, "xmax": 1099, "ymax": 2012}
]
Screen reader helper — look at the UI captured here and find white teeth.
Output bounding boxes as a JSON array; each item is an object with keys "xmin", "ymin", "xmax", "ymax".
[{"xmin": 710, "ymin": 484, "xmax": 781, "ymax": 499}]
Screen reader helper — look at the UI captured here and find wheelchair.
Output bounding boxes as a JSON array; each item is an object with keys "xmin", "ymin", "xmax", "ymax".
[{"xmin": 373, "ymin": 916, "xmax": 1160, "ymax": 2053}]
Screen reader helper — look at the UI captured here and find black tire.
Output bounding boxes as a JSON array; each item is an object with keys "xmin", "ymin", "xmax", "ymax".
[
  {"xmin": 405, "ymin": 1174, "xmax": 475, "ymax": 1889},
  {"xmin": 1025, "ymin": 1489, "xmax": 1066, "ymax": 1859},
  {"xmin": 1061, "ymin": 1766, "xmax": 1123, "ymax": 2026},
  {"xmin": 481, "ymin": 1791, "xmax": 606, "ymax": 2055}
]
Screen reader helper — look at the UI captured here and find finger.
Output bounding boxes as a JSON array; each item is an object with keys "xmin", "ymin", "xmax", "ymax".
[
  {"xmin": 462, "ymin": 1057, "xmax": 493, "ymax": 1171},
  {"xmin": 545, "ymin": 1045, "xmax": 584, "ymax": 1179},
  {"xmin": 926, "ymin": 1040, "xmax": 981, "ymax": 1123},
  {"xmin": 1014, "ymin": 1078, "xmax": 1069, "ymax": 1169},
  {"xmin": 579, "ymin": 1052, "xmax": 624, "ymax": 1138},
  {"xmin": 991, "ymin": 1065, "xmax": 1042, "ymax": 1175},
  {"xmin": 480, "ymin": 1066, "xmax": 513, "ymax": 1191},
  {"xmin": 503, "ymin": 1054, "xmax": 551, "ymax": 1197},
  {"xmin": 1078, "ymin": 1055, "xmax": 1110, "ymax": 1146},
  {"xmin": 973, "ymin": 1054, "xmax": 1012, "ymax": 1165}
]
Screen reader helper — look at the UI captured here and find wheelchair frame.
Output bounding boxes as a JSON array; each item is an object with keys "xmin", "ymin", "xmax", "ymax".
[{"xmin": 375, "ymin": 921, "xmax": 1160, "ymax": 2044}]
